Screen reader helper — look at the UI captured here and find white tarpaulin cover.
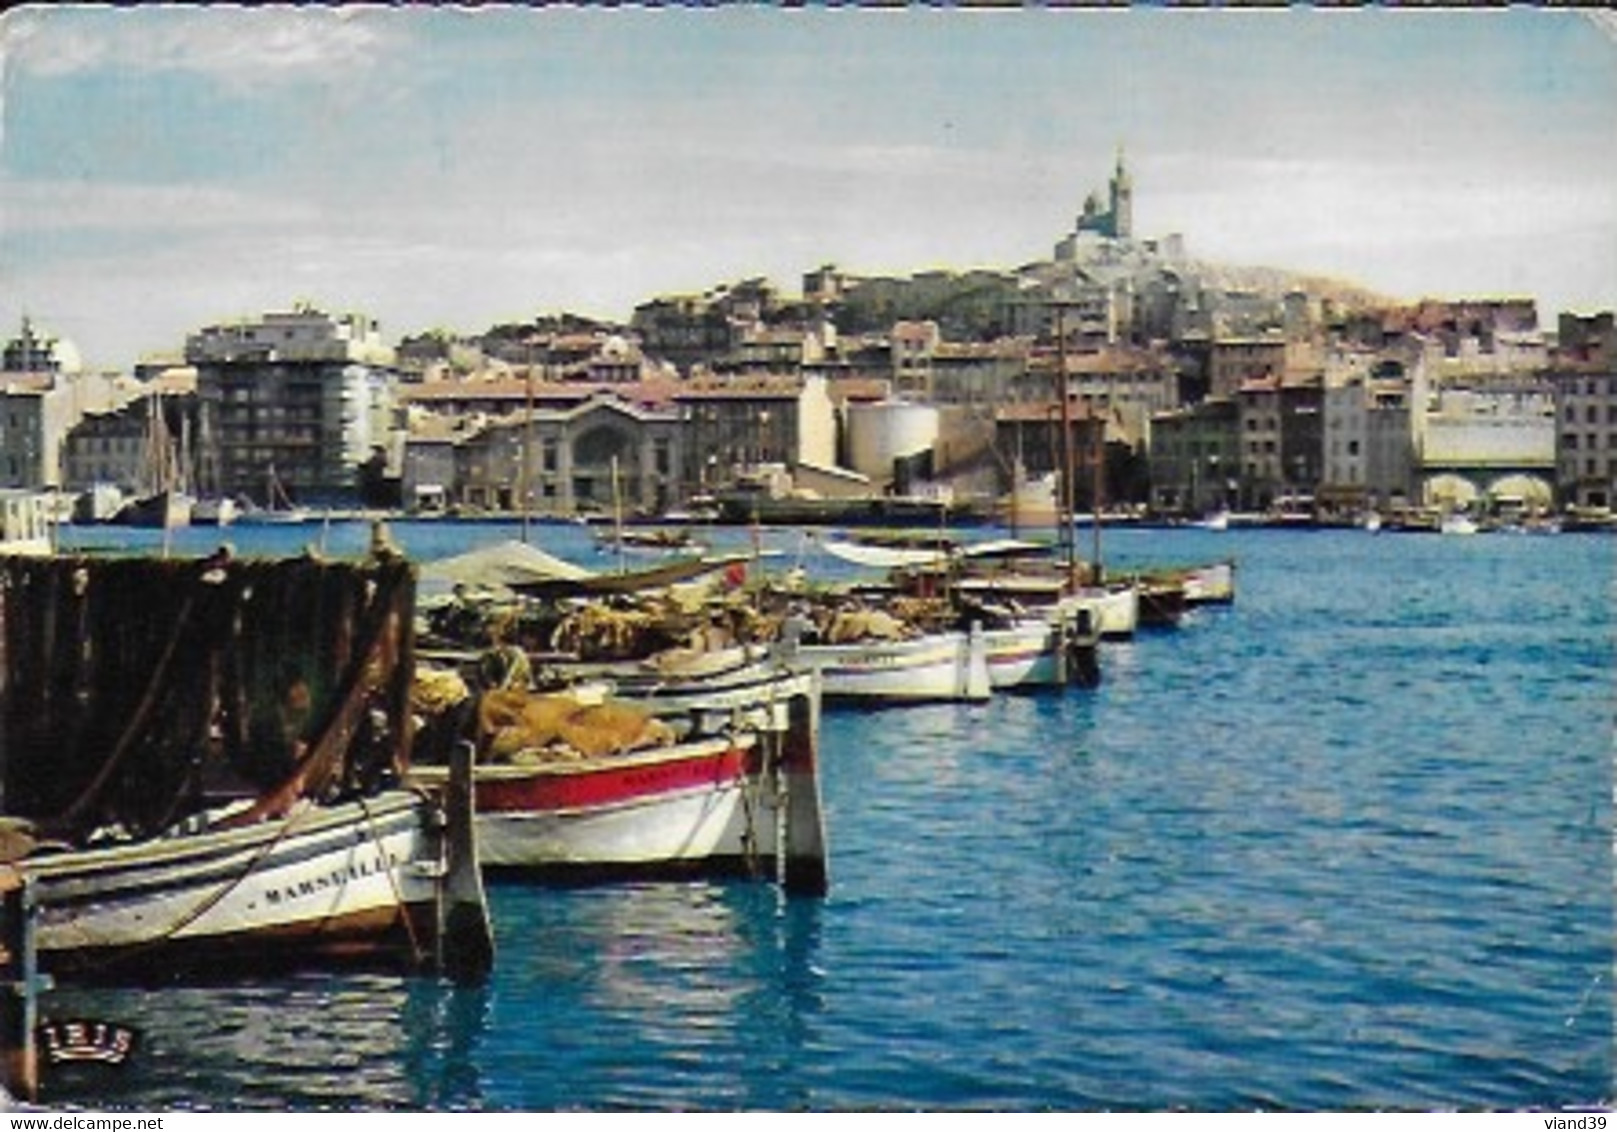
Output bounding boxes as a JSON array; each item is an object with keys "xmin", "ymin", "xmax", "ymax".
[{"xmin": 420, "ymin": 539, "xmax": 592, "ymax": 592}]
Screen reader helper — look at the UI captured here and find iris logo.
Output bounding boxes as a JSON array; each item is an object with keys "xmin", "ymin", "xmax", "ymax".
[{"xmin": 36, "ymin": 1018, "xmax": 139, "ymax": 1066}]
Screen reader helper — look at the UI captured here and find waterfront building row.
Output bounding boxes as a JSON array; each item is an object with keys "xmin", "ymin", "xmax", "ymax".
[
  {"xmin": 13, "ymin": 148, "xmax": 1602, "ymax": 512},
  {"xmin": 6, "ymin": 299, "xmax": 1615, "ymax": 520}
]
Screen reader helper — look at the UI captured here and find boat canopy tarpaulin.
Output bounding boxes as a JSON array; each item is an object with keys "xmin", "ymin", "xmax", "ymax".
[
  {"xmin": 820, "ymin": 540, "xmax": 949, "ymax": 570},
  {"xmin": 509, "ymin": 552, "xmax": 753, "ymax": 598},
  {"xmin": 0, "ymin": 554, "xmax": 417, "ymax": 843},
  {"xmin": 961, "ymin": 538, "xmax": 1057, "ymax": 560},
  {"xmin": 419, "ymin": 539, "xmax": 591, "ymax": 593},
  {"xmin": 822, "ymin": 536, "xmax": 1052, "ymax": 570}
]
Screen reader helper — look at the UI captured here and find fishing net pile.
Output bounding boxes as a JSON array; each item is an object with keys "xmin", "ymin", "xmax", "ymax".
[
  {"xmin": 473, "ymin": 688, "xmax": 676, "ymax": 764},
  {"xmin": 0, "ymin": 554, "xmax": 416, "ymax": 843}
]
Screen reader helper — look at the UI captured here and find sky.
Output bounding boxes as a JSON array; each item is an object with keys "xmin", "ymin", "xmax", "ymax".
[{"xmin": 1, "ymin": 4, "xmax": 1614, "ymax": 370}]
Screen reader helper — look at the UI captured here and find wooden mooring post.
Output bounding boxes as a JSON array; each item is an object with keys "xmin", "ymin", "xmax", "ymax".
[
  {"xmin": 438, "ymin": 740, "xmax": 494, "ymax": 985},
  {"xmin": 0, "ymin": 872, "xmax": 44, "ymax": 1104}
]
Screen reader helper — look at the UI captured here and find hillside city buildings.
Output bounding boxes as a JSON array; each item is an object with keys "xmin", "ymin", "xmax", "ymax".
[{"xmin": 4, "ymin": 155, "xmax": 1614, "ymax": 523}]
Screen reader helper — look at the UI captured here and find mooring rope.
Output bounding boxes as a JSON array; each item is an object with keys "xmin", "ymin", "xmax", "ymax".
[
  {"xmin": 358, "ymin": 793, "xmax": 428, "ymax": 967},
  {"xmin": 66, "ymin": 797, "xmax": 311, "ymax": 978}
]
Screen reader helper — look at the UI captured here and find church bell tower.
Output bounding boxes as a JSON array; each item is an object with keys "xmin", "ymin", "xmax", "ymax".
[{"xmin": 1109, "ymin": 146, "xmax": 1133, "ymax": 240}]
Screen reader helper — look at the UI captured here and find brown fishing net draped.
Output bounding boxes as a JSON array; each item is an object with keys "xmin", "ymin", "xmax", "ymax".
[{"xmin": 0, "ymin": 555, "xmax": 417, "ymax": 844}]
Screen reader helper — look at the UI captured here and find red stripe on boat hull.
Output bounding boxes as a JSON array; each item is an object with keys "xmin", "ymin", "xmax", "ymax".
[{"xmin": 473, "ymin": 745, "xmax": 756, "ymax": 814}]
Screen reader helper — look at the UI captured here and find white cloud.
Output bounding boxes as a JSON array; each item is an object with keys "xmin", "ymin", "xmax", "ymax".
[
  {"xmin": 3, "ymin": 6, "xmax": 394, "ymax": 92},
  {"xmin": 2, "ymin": 177, "xmax": 321, "ymax": 232}
]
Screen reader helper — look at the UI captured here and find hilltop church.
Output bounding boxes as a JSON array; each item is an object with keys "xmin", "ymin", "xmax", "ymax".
[{"xmin": 1054, "ymin": 148, "xmax": 1135, "ymax": 260}]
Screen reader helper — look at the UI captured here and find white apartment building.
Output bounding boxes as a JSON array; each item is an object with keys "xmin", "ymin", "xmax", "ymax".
[{"xmin": 187, "ymin": 307, "xmax": 396, "ymax": 504}]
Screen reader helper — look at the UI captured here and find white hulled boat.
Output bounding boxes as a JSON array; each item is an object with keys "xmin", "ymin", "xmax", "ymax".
[
  {"xmin": 405, "ymin": 668, "xmax": 828, "ymax": 894},
  {"xmin": 775, "ymin": 622, "xmax": 991, "ymax": 704},
  {"xmin": 12, "ymin": 788, "xmax": 454, "ymax": 979},
  {"xmin": 981, "ymin": 618, "xmax": 1070, "ymax": 690}
]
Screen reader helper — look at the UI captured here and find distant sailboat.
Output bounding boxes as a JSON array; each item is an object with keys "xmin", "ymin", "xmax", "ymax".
[
  {"xmin": 72, "ymin": 482, "xmax": 125, "ymax": 524},
  {"xmin": 192, "ymin": 423, "xmax": 237, "ymax": 527},
  {"xmin": 236, "ymin": 464, "xmax": 310, "ymax": 525},
  {"xmin": 192, "ymin": 495, "xmax": 238, "ymax": 527},
  {"xmin": 119, "ymin": 395, "xmax": 193, "ymax": 533}
]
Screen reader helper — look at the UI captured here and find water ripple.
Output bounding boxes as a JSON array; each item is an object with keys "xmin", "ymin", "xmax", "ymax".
[{"xmin": 38, "ymin": 525, "xmax": 1615, "ymax": 1111}]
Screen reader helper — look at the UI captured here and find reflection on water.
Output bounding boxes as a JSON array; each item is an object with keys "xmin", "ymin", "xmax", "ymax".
[
  {"xmin": 477, "ymin": 880, "xmax": 825, "ymax": 1111},
  {"xmin": 401, "ymin": 979, "xmax": 494, "ymax": 1110},
  {"xmin": 39, "ymin": 883, "xmax": 826, "ymax": 1111},
  {"xmin": 41, "ymin": 975, "xmax": 490, "ymax": 1110}
]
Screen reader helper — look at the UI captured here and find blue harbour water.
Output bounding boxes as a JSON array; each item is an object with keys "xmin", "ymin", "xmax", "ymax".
[{"xmin": 39, "ymin": 519, "xmax": 1614, "ymax": 1111}]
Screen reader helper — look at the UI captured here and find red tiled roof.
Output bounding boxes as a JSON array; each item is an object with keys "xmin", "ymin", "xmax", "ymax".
[
  {"xmin": 674, "ymin": 375, "xmax": 804, "ymax": 401},
  {"xmin": 401, "ymin": 377, "xmax": 679, "ymax": 408},
  {"xmin": 825, "ymin": 378, "xmax": 891, "ymax": 405},
  {"xmin": 995, "ymin": 398, "xmax": 1105, "ymax": 423}
]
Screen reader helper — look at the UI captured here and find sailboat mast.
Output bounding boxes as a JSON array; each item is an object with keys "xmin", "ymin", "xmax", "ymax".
[
  {"xmin": 1092, "ymin": 373, "xmax": 1105, "ymax": 584},
  {"xmin": 151, "ymin": 394, "xmax": 175, "ymax": 558},
  {"xmin": 179, "ymin": 413, "xmax": 193, "ymax": 497},
  {"xmin": 520, "ymin": 365, "xmax": 534, "ymax": 545},
  {"xmin": 143, "ymin": 394, "xmax": 162, "ymax": 498},
  {"xmin": 610, "ymin": 454, "xmax": 625, "ymax": 574},
  {"xmin": 1056, "ymin": 304, "xmax": 1077, "ymax": 587}
]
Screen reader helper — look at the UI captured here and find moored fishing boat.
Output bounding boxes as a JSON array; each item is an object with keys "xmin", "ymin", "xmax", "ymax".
[
  {"xmin": 234, "ymin": 467, "xmax": 310, "ymax": 525},
  {"xmin": 1180, "ymin": 559, "xmax": 1236, "ymax": 605},
  {"xmin": 1062, "ymin": 583, "xmax": 1140, "ymax": 639},
  {"xmin": 1132, "ymin": 559, "xmax": 1236, "ymax": 609},
  {"xmin": 1134, "ymin": 577, "xmax": 1187, "ymax": 628},
  {"xmin": 893, "ymin": 584, "xmax": 1102, "ymax": 690},
  {"xmin": 594, "ymin": 527, "xmax": 707, "ymax": 557},
  {"xmin": 879, "ymin": 535, "xmax": 1141, "ymax": 642},
  {"xmin": 117, "ymin": 395, "xmax": 193, "ymax": 532},
  {"xmin": 191, "ymin": 496, "xmax": 238, "ymax": 527},
  {"xmin": 949, "ymin": 567, "xmax": 1139, "ymax": 641},
  {"xmin": 410, "ymin": 732, "xmax": 819, "ymax": 886},
  {"xmin": 117, "ymin": 487, "xmax": 193, "ymax": 530},
  {"xmin": 9, "ymin": 785, "xmax": 461, "ymax": 979},
  {"xmin": 406, "ymin": 666, "xmax": 828, "ymax": 894},
  {"xmin": 981, "ymin": 614, "xmax": 1100, "ymax": 690},
  {"xmin": 775, "ymin": 620, "xmax": 991, "ymax": 704}
]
